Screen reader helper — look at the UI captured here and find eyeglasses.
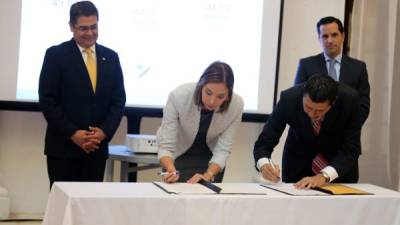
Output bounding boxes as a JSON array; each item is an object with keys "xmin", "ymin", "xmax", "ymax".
[{"xmin": 74, "ymin": 24, "xmax": 98, "ymax": 32}]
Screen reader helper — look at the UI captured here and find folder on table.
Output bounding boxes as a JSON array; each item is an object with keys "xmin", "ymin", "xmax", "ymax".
[
  {"xmin": 314, "ymin": 184, "xmax": 373, "ymax": 195},
  {"xmin": 153, "ymin": 181, "xmax": 215, "ymax": 194},
  {"xmin": 198, "ymin": 179, "xmax": 222, "ymax": 193}
]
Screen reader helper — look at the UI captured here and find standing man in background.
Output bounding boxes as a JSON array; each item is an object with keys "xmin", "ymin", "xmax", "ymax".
[
  {"xmin": 39, "ymin": 1, "xmax": 126, "ymax": 188},
  {"xmin": 294, "ymin": 16, "xmax": 370, "ymax": 125}
]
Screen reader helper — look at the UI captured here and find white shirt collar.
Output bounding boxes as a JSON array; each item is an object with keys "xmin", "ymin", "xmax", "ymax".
[
  {"xmin": 323, "ymin": 52, "xmax": 342, "ymax": 64},
  {"xmin": 76, "ymin": 42, "xmax": 96, "ymax": 54}
]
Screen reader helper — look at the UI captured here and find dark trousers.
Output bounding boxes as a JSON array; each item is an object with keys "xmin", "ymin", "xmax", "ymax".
[{"xmin": 47, "ymin": 155, "xmax": 107, "ymax": 189}]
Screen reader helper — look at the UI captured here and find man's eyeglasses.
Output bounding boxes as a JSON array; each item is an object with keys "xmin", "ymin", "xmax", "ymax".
[{"xmin": 75, "ymin": 24, "xmax": 98, "ymax": 32}]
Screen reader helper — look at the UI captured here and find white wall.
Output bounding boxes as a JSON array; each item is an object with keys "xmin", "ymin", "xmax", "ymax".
[
  {"xmin": 0, "ymin": 111, "xmax": 47, "ymax": 218},
  {"xmin": 392, "ymin": 0, "xmax": 400, "ymax": 190},
  {"xmin": 9, "ymin": 0, "xmax": 396, "ymax": 218},
  {"xmin": 0, "ymin": 112, "xmax": 128, "ymax": 217}
]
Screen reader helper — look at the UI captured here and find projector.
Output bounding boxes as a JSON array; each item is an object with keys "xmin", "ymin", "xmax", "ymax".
[{"xmin": 125, "ymin": 134, "xmax": 158, "ymax": 154}]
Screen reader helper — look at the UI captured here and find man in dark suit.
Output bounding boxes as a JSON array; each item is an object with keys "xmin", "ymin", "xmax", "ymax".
[
  {"xmin": 294, "ymin": 16, "xmax": 370, "ymax": 125},
  {"xmin": 254, "ymin": 75, "xmax": 361, "ymax": 189},
  {"xmin": 38, "ymin": 1, "xmax": 126, "ymax": 188}
]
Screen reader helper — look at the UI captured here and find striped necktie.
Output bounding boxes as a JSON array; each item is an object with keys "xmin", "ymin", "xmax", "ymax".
[
  {"xmin": 84, "ymin": 48, "xmax": 97, "ymax": 92},
  {"xmin": 311, "ymin": 119, "xmax": 328, "ymax": 174},
  {"xmin": 312, "ymin": 119, "xmax": 321, "ymax": 135},
  {"xmin": 312, "ymin": 154, "xmax": 328, "ymax": 174}
]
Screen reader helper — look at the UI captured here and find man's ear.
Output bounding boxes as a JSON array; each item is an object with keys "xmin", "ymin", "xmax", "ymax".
[{"xmin": 69, "ymin": 22, "xmax": 74, "ymax": 32}]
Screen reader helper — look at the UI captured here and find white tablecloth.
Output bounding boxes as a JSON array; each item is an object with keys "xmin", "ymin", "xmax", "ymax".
[{"xmin": 43, "ymin": 182, "xmax": 400, "ymax": 225}]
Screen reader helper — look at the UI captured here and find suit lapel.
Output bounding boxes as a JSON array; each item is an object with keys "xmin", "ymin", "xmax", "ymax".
[
  {"xmin": 295, "ymin": 96, "xmax": 316, "ymax": 138},
  {"xmin": 68, "ymin": 40, "xmax": 95, "ymax": 94},
  {"xmin": 319, "ymin": 103, "xmax": 340, "ymax": 135},
  {"xmin": 339, "ymin": 55, "xmax": 349, "ymax": 83},
  {"xmin": 317, "ymin": 53, "xmax": 328, "ymax": 75},
  {"xmin": 95, "ymin": 44, "xmax": 107, "ymax": 95},
  {"xmin": 299, "ymin": 112, "xmax": 315, "ymax": 138}
]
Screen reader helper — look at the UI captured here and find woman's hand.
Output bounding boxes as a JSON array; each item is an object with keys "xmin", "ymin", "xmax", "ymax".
[
  {"xmin": 159, "ymin": 156, "xmax": 179, "ymax": 183},
  {"xmin": 187, "ymin": 173, "xmax": 209, "ymax": 184},
  {"xmin": 162, "ymin": 171, "xmax": 180, "ymax": 183}
]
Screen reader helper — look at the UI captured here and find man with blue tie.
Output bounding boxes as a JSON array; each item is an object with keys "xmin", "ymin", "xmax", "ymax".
[
  {"xmin": 39, "ymin": 1, "xmax": 126, "ymax": 188},
  {"xmin": 294, "ymin": 16, "xmax": 370, "ymax": 125}
]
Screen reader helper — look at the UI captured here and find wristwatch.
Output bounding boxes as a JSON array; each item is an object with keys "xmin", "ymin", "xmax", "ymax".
[{"xmin": 320, "ymin": 171, "xmax": 330, "ymax": 183}]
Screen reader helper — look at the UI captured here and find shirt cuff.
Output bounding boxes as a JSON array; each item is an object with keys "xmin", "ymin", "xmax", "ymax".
[
  {"xmin": 321, "ymin": 166, "xmax": 339, "ymax": 182},
  {"xmin": 256, "ymin": 158, "xmax": 270, "ymax": 171}
]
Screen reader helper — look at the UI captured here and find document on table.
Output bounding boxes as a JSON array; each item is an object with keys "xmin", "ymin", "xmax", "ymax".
[
  {"xmin": 216, "ymin": 183, "xmax": 268, "ymax": 195},
  {"xmin": 261, "ymin": 183, "xmax": 330, "ymax": 196},
  {"xmin": 154, "ymin": 182, "xmax": 215, "ymax": 194},
  {"xmin": 153, "ymin": 182, "xmax": 268, "ymax": 195}
]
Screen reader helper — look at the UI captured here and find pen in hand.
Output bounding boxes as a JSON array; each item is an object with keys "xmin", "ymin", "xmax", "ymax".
[
  {"xmin": 157, "ymin": 171, "xmax": 180, "ymax": 176},
  {"xmin": 268, "ymin": 158, "xmax": 281, "ymax": 181}
]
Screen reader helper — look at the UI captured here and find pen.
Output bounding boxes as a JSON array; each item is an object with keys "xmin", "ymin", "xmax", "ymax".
[
  {"xmin": 268, "ymin": 158, "xmax": 276, "ymax": 170},
  {"xmin": 268, "ymin": 158, "xmax": 281, "ymax": 180},
  {"xmin": 157, "ymin": 171, "xmax": 180, "ymax": 176}
]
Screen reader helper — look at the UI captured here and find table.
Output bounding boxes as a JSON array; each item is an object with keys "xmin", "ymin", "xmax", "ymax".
[
  {"xmin": 43, "ymin": 182, "xmax": 400, "ymax": 225},
  {"xmin": 105, "ymin": 145, "xmax": 159, "ymax": 182}
]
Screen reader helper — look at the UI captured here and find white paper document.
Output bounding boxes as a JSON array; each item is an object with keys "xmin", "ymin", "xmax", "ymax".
[
  {"xmin": 261, "ymin": 183, "xmax": 329, "ymax": 196},
  {"xmin": 153, "ymin": 182, "xmax": 268, "ymax": 195},
  {"xmin": 216, "ymin": 183, "xmax": 268, "ymax": 195}
]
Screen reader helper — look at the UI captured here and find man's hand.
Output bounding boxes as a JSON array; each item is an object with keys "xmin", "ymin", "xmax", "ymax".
[
  {"xmin": 70, "ymin": 127, "xmax": 106, "ymax": 153},
  {"xmin": 70, "ymin": 130, "xmax": 97, "ymax": 153},
  {"xmin": 260, "ymin": 163, "xmax": 281, "ymax": 183},
  {"xmin": 81, "ymin": 138, "xmax": 100, "ymax": 152},
  {"xmin": 88, "ymin": 126, "xmax": 106, "ymax": 142},
  {"xmin": 294, "ymin": 173, "xmax": 327, "ymax": 189}
]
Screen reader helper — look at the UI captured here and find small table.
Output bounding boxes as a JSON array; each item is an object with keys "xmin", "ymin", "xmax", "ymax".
[{"xmin": 106, "ymin": 145, "xmax": 159, "ymax": 182}]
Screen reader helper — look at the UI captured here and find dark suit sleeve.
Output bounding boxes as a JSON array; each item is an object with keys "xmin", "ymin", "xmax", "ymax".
[
  {"xmin": 294, "ymin": 59, "xmax": 307, "ymax": 85},
  {"xmin": 253, "ymin": 92, "xmax": 288, "ymax": 168},
  {"xmin": 38, "ymin": 48, "xmax": 78, "ymax": 138},
  {"xmin": 357, "ymin": 62, "xmax": 370, "ymax": 125},
  {"xmin": 99, "ymin": 53, "xmax": 126, "ymax": 142},
  {"xmin": 330, "ymin": 94, "xmax": 362, "ymax": 178}
]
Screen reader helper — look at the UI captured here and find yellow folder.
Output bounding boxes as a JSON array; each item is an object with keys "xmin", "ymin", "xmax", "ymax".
[{"xmin": 315, "ymin": 184, "xmax": 372, "ymax": 195}]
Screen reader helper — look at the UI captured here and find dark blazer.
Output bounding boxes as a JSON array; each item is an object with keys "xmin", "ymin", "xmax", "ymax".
[
  {"xmin": 294, "ymin": 53, "xmax": 370, "ymax": 125},
  {"xmin": 253, "ymin": 83, "xmax": 361, "ymax": 183},
  {"xmin": 39, "ymin": 39, "xmax": 126, "ymax": 159}
]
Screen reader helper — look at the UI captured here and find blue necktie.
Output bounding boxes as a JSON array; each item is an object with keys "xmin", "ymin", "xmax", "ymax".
[{"xmin": 328, "ymin": 59, "xmax": 337, "ymax": 81}]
